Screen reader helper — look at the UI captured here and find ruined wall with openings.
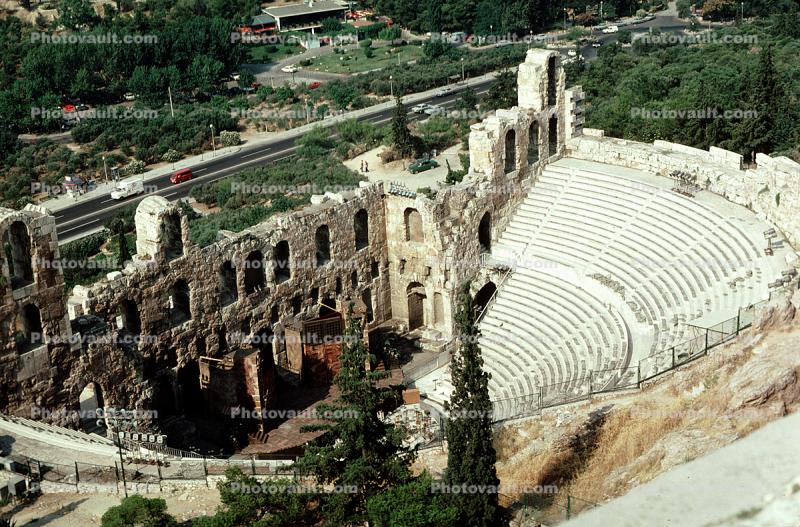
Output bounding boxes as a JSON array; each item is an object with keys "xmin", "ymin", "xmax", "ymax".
[
  {"xmin": 0, "ymin": 49, "xmax": 582, "ymax": 425},
  {"xmin": 385, "ymin": 49, "xmax": 576, "ymax": 341}
]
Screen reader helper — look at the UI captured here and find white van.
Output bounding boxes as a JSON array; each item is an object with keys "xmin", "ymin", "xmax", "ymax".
[
  {"xmin": 110, "ymin": 180, "xmax": 144, "ymax": 200},
  {"xmin": 602, "ymin": 25, "xmax": 619, "ymax": 33}
]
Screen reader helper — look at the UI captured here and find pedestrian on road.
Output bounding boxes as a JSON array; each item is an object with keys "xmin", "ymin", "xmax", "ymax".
[
  {"xmin": 365, "ymin": 161, "xmax": 369, "ymax": 173},
  {"xmin": 360, "ymin": 160, "xmax": 365, "ymax": 172}
]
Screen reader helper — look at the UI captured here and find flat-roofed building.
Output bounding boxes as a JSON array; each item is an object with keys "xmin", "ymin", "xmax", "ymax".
[{"xmin": 262, "ymin": 0, "xmax": 349, "ymax": 33}]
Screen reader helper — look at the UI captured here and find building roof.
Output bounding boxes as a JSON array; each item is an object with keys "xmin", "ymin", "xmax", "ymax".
[
  {"xmin": 262, "ymin": 0, "xmax": 348, "ymax": 19},
  {"xmin": 250, "ymin": 14, "xmax": 276, "ymax": 25}
]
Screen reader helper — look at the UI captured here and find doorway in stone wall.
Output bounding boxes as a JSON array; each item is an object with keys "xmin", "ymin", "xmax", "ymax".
[{"xmin": 407, "ymin": 282, "xmax": 426, "ymax": 331}]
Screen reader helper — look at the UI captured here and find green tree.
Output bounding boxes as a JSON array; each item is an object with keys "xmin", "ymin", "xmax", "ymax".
[
  {"xmin": 444, "ymin": 283, "xmax": 501, "ymax": 527},
  {"xmin": 294, "ymin": 307, "xmax": 412, "ymax": 526},
  {"xmin": 194, "ymin": 468, "xmax": 313, "ymax": 527},
  {"xmin": 391, "ymin": 96, "xmax": 414, "ymax": 157},
  {"xmin": 456, "ymin": 85, "xmax": 478, "ymax": 114},
  {"xmin": 58, "ymin": 0, "xmax": 97, "ymax": 29},
  {"xmin": 101, "ymin": 495, "xmax": 177, "ymax": 527},
  {"xmin": 116, "ymin": 231, "xmax": 131, "ymax": 267},
  {"xmin": 367, "ymin": 473, "xmax": 459, "ymax": 527},
  {"xmin": 237, "ymin": 68, "xmax": 256, "ymax": 89}
]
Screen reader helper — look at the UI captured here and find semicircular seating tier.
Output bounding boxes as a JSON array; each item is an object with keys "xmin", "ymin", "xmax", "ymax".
[{"xmin": 481, "ymin": 157, "xmax": 792, "ymax": 403}]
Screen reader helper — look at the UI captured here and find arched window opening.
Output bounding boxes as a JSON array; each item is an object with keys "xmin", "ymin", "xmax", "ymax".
[
  {"xmin": 315, "ymin": 225, "xmax": 331, "ymax": 267},
  {"xmin": 504, "ymin": 129, "xmax": 516, "ymax": 173},
  {"xmin": 219, "ymin": 261, "xmax": 238, "ymax": 306},
  {"xmin": 479, "ymin": 212, "xmax": 492, "ymax": 254},
  {"xmin": 404, "ymin": 208, "xmax": 423, "ymax": 242},
  {"xmin": 354, "ymin": 209, "xmax": 369, "ymax": 250},
  {"xmin": 274, "ymin": 241, "xmax": 291, "ymax": 284},
  {"xmin": 528, "ymin": 121, "xmax": 539, "ymax": 164},
  {"xmin": 169, "ymin": 280, "xmax": 191, "ymax": 326},
  {"xmin": 3, "ymin": 221, "xmax": 34, "ymax": 289},
  {"xmin": 244, "ymin": 251, "xmax": 265, "ymax": 294}
]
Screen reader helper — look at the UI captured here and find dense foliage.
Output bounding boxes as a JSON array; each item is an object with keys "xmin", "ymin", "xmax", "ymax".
[{"xmin": 577, "ymin": 18, "xmax": 800, "ymax": 162}]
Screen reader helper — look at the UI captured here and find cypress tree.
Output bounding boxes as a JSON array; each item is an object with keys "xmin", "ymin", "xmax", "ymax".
[
  {"xmin": 444, "ymin": 283, "xmax": 500, "ymax": 527},
  {"xmin": 294, "ymin": 306, "xmax": 412, "ymax": 526},
  {"xmin": 391, "ymin": 96, "xmax": 414, "ymax": 158}
]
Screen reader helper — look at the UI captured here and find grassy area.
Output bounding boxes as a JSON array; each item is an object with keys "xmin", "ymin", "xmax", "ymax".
[
  {"xmin": 247, "ymin": 43, "xmax": 304, "ymax": 64},
  {"xmin": 309, "ymin": 44, "xmax": 423, "ymax": 74}
]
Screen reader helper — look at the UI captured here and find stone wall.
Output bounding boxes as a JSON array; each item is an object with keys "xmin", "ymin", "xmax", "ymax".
[
  {"xmin": 0, "ymin": 48, "xmax": 576, "ymax": 426},
  {"xmin": 567, "ymin": 132, "xmax": 800, "ymax": 246}
]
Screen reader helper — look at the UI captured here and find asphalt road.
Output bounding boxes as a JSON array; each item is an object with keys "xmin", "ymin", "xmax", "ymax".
[
  {"xmin": 53, "ymin": 80, "xmax": 495, "ymax": 240},
  {"xmin": 55, "ymin": 11, "xmax": 690, "ymax": 240}
]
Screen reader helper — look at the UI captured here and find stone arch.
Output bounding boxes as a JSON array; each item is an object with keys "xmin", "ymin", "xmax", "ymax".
[
  {"xmin": 404, "ymin": 208, "xmax": 424, "ymax": 242},
  {"xmin": 474, "ymin": 281, "xmax": 497, "ymax": 315},
  {"xmin": 548, "ymin": 115, "xmax": 558, "ymax": 157},
  {"xmin": 504, "ymin": 128, "xmax": 517, "ymax": 173},
  {"xmin": 16, "ymin": 303, "xmax": 43, "ymax": 352},
  {"xmin": 406, "ymin": 282, "xmax": 426, "ymax": 331},
  {"xmin": 315, "ymin": 225, "xmax": 331, "ymax": 267},
  {"xmin": 479, "ymin": 212, "xmax": 492, "ymax": 254},
  {"xmin": 169, "ymin": 279, "xmax": 191, "ymax": 326},
  {"xmin": 162, "ymin": 212, "xmax": 184, "ymax": 261},
  {"xmin": 273, "ymin": 241, "xmax": 291, "ymax": 284},
  {"xmin": 219, "ymin": 260, "xmax": 238, "ymax": 306},
  {"xmin": 354, "ymin": 209, "xmax": 369, "ymax": 250},
  {"xmin": 547, "ymin": 55, "xmax": 557, "ymax": 106},
  {"xmin": 3, "ymin": 221, "xmax": 34, "ymax": 289},
  {"xmin": 528, "ymin": 120, "xmax": 539, "ymax": 163},
  {"xmin": 244, "ymin": 251, "xmax": 266, "ymax": 294},
  {"xmin": 119, "ymin": 298, "xmax": 141, "ymax": 337}
]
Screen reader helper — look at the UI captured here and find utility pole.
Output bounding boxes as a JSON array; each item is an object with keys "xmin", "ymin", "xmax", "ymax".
[
  {"xmin": 209, "ymin": 124, "xmax": 216, "ymax": 157},
  {"xmin": 389, "ymin": 75, "xmax": 393, "ymax": 97},
  {"xmin": 102, "ymin": 156, "xmax": 109, "ymax": 184},
  {"xmin": 167, "ymin": 86, "xmax": 174, "ymax": 118}
]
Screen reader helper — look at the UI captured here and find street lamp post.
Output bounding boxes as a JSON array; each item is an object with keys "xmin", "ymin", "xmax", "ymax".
[
  {"xmin": 741, "ymin": 1, "xmax": 744, "ymax": 20},
  {"xmin": 209, "ymin": 124, "xmax": 216, "ymax": 157},
  {"xmin": 102, "ymin": 156, "xmax": 109, "ymax": 184},
  {"xmin": 390, "ymin": 75, "xmax": 393, "ymax": 97},
  {"xmin": 461, "ymin": 57, "xmax": 465, "ymax": 81},
  {"xmin": 600, "ymin": 0, "xmax": 604, "ymax": 22},
  {"xmin": 564, "ymin": 7, "xmax": 567, "ymax": 30}
]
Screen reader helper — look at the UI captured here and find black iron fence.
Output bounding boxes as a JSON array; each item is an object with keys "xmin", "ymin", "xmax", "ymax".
[{"xmin": 7, "ymin": 451, "xmax": 299, "ymax": 492}]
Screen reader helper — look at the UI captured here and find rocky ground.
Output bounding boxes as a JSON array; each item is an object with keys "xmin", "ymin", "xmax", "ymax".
[{"xmin": 487, "ymin": 291, "xmax": 800, "ymax": 525}]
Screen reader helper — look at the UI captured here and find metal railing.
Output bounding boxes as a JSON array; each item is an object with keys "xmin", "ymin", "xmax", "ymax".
[{"xmin": 490, "ymin": 295, "xmax": 774, "ymax": 423}]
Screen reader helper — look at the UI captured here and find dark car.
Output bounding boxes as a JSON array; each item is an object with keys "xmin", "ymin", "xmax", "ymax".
[{"xmin": 408, "ymin": 158, "xmax": 439, "ymax": 174}]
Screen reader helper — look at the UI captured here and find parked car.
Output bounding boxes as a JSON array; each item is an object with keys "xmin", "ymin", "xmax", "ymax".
[
  {"xmin": 567, "ymin": 49, "xmax": 577, "ymax": 57},
  {"xmin": 602, "ymin": 25, "xmax": 619, "ymax": 33},
  {"xmin": 170, "ymin": 169, "xmax": 193, "ymax": 184},
  {"xmin": 123, "ymin": 92, "xmax": 136, "ymax": 101},
  {"xmin": 61, "ymin": 104, "xmax": 76, "ymax": 113},
  {"xmin": 590, "ymin": 40, "xmax": 602, "ymax": 48},
  {"xmin": 110, "ymin": 180, "xmax": 144, "ymax": 200},
  {"xmin": 434, "ymin": 86, "xmax": 454, "ymax": 97},
  {"xmin": 408, "ymin": 158, "xmax": 439, "ymax": 174},
  {"xmin": 281, "ymin": 65, "xmax": 299, "ymax": 73},
  {"xmin": 308, "ymin": 81, "xmax": 322, "ymax": 89},
  {"xmin": 411, "ymin": 103, "xmax": 432, "ymax": 113}
]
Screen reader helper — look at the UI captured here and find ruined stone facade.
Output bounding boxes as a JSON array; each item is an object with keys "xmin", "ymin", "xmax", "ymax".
[{"xmin": 0, "ymin": 50, "xmax": 626, "ymax": 431}]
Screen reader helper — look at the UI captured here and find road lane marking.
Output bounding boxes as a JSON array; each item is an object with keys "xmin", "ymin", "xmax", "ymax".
[{"xmin": 59, "ymin": 219, "xmax": 100, "ymax": 235}]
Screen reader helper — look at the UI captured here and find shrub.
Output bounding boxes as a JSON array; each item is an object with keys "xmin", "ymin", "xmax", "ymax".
[
  {"xmin": 161, "ymin": 149, "xmax": 180, "ymax": 162},
  {"xmin": 219, "ymin": 131, "xmax": 241, "ymax": 147},
  {"xmin": 124, "ymin": 159, "xmax": 146, "ymax": 175}
]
